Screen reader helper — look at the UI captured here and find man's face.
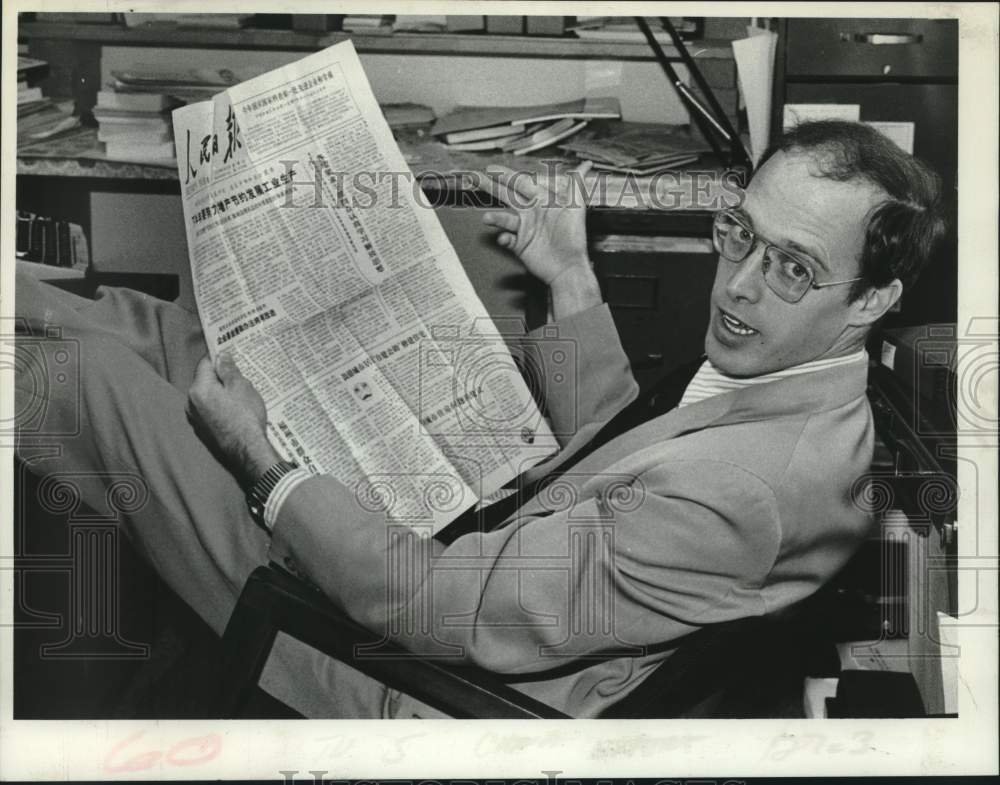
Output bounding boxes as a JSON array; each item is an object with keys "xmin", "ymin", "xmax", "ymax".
[{"xmin": 705, "ymin": 150, "xmax": 885, "ymax": 377}]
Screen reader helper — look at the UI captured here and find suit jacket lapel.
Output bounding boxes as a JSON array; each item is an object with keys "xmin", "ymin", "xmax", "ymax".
[
  {"xmin": 490, "ymin": 357, "xmax": 869, "ymax": 525},
  {"xmin": 544, "ymin": 358, "xmax": 870, "ymax": 486}
]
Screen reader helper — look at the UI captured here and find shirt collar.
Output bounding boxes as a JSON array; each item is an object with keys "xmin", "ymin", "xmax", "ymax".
[{"xmin": 679, "ymin": 349, "xmax": 867, "ymax": 408}]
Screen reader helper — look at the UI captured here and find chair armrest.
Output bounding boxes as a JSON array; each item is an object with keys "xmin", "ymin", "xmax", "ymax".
[
  {"xmin": 220, "ymin": 564, "xmax": 568, "ymax": 719},
  {"xmin": 17, "ymin": 260, "xmax": 180, "ymax": 301}
]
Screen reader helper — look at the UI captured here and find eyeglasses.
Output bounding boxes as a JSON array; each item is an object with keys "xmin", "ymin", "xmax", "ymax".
[{"xmin": 712, "ymin": 210, "xmax": 862, "ymax": 303}]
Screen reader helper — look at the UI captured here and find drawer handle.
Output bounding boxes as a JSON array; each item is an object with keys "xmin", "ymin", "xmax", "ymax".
[{"xmin": 847, "ymin": 32, "xmax": 923, "ymax": 45}]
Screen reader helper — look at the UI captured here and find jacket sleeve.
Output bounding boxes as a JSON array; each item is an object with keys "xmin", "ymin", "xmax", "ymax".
[
  {"xmin": 517, "ymin": 302, "xmax": 639, "ymax": 479},
  {"xmin": 268, "ymin": 457, "xmax": 782, "ymax": 675}
]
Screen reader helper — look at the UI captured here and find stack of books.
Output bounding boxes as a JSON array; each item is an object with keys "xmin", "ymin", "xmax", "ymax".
[
  {"xmin": 122, "ymin": 12, "xmax": 252, "ymax": 29},
  {"xmin": 94, "ymin": 65, "xmax": 263, "ymax": 165},
  {"xmin": 559, "ymin": 121, "xmax": 710, "ymax": 174},
  {"xmin": 342, "ymin": 14, "xmax": 395, "ymax": 35},
  {"xmin": 431, "ymin": 97, "xmax": 620, "ymax": 154},
  {"xmin": 93, "ymin": 89, "xmax": 180, "ymax": 164},
  {"xmin": 17, "ymin": 56, "xmax": 80, "ymax": 147},
  {"xmin": 17, "ymin": 56, "xmax": 46, "ymax": 106}
]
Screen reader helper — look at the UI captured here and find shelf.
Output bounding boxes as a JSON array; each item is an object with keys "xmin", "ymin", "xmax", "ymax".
[
  {"xmin": 19, "ymin": 22, "xmax": 327, "ymax": 51},
  {"xmin": 18, "ymin": 22, "xmax": 735, "ymax": 61},
  {"xmin": 17, "ymin": 154, "xmax": 180, "ymax": 183}
]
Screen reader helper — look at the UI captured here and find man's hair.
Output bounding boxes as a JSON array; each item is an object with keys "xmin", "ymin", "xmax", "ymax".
[{"xmin": 756, "ymin": 120, "xmax": 947, "ymax": 301}]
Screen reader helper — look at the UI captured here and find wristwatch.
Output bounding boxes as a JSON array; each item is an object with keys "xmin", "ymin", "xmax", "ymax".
[{"xmin": 246, "ymin": 460, "xmax": 299, "ymax": 528}]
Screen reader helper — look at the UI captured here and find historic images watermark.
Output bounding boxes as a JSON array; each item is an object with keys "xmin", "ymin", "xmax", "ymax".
[{"xmin": 271, "ymin": 157, "xmax": 746, "ymax": 213}]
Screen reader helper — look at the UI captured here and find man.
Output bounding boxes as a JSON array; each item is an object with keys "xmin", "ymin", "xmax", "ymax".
[{"xmin": 14, "ymin": 121, "xmax": 944, "ymax": 718}]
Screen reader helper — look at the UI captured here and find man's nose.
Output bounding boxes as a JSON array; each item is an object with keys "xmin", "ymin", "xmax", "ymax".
[{"xmin": 724, "ymin": 245, "xmax": 766, "ymax": 302}]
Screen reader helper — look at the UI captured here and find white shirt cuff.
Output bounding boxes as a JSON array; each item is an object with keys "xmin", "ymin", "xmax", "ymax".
[{"xmin": 263, "ymin": 467, "xmax": 313, "ymax": 531}]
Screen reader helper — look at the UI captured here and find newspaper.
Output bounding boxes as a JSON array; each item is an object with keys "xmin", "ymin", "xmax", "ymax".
[{"xmin": 171, "ymin": 42, "xmax": 559, "ymax": 533}]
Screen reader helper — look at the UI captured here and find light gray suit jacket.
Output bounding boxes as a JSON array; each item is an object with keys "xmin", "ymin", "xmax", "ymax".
[{"xmin": 269, "ymin": 304, "xmax": 875, "ymax": 716}]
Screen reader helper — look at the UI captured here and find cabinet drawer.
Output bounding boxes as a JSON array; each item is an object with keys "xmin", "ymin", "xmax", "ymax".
[
  {"xmin": 592, "ymin": 250, "xmax": 715, "ymax": 393},
  {"xmin": 785, "ymin": 18, "xmax": 958, "ymax": 79}
]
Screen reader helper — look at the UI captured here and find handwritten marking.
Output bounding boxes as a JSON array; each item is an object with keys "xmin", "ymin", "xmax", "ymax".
[
  {"xmin": 103, "ymin": 730, "xmax": 222, "ymax": 774},
  {"xmin": 763, "ymin": 731, "xmax": 875, "ymax": 761}
]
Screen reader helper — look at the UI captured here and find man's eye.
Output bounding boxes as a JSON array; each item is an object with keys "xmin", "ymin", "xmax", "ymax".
[
  {"xmin": 735, "ymin": 226, "xmax": 753, "ymax": 244},
  {"xmin": 779, "ymin": 258, "xmax": 811, "ymax": 281}
]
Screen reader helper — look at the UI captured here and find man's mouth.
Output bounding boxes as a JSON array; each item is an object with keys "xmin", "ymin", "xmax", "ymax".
[{"xmin": 718, "ymin": 308, "xmax": 758, "ymax": 336}]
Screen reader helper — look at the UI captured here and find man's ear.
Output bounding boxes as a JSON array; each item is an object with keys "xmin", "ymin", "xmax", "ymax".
[{"xmin": 850, "ymin": 278, "xmax": 903, "ymax": 326}]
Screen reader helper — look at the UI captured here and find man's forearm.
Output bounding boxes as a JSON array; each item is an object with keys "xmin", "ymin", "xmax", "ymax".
[
  {"xmin": 548, "ymin": 263, "xmax": 603, "ymax": 321},
  {"xmin": 237, "ymin": 435, "xmax": 282, "ymax": 488}
]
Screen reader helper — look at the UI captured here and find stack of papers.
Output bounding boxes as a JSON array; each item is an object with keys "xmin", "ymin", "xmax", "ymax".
[
  {"xmin": 432, "ymin": 97, "xmax": 620, "ymax": 154},
  {"xmin": 559, "ymin": 121, "xmax": 710, "ymax": 174}
]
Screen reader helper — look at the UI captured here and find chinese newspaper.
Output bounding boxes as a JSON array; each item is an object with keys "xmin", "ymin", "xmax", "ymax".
[{"xmin": 172, "ymin": 42, "xmax": 559, "ymax": 533}]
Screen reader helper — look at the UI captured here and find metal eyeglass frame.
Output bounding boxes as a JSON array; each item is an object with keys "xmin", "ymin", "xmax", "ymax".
[{"xmin": 712, "ymin": 209, "xmax": 863, "ymax": 303}]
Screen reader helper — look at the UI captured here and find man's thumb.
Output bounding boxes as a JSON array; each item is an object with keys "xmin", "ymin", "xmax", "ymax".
[{"xmin": 214, "ymin": 351, "xmax": 240, "ymax": 383}]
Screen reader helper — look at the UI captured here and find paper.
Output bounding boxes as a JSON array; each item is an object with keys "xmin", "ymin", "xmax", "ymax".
[
  {"xmin": 732, "ymin": 26, "xmax": 777, "ymax": 166},
  {"xmin": 172, "ymin": 42, "xmax": 559, "ymax": 533},
  {"xmin": 937, "ymin": 610, "xmax": 960, "ymax": 715},
  {"xmin": 865, "ymin": 120, "xmax": 916, "ymax": 154},
  {"xmin": 783, "ymin": 103, "xmax": 861, "ymax": 130}
]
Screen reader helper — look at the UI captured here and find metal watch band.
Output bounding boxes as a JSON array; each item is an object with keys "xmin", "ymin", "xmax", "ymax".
[{"xmin": 246, "ymin": 460, "xmax": 300, "ymax": 527}]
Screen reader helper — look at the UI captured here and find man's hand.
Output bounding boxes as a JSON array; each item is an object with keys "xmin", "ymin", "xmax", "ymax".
[
  {"xmin": 187, "ymin": 352, "xmax": 280, "ymax": 488},
  {"xmin": 480, "ymin": 163, "xmax": 602, "ymax": 320}
]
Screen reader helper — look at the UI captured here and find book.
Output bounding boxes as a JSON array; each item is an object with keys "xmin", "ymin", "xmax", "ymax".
[
  {"xmin": 122, "ymin": 13, "xmax": 252, "ymax": 29},
  {"xmin": 17, "ymin": 86, "xmax": 43, "ymax": 105},
  {"xmin": 17, "ymin": 99, "xmax": 52, "ymax": 117},
  {"xmin": 559, "ymin": 121, "xmax": 711, "ymax": 167},
  {"xmin": 97, "ymin": 90, "xmax": 180, "ymax": 112},
  {"xmin": 342, "ymin": 14, "xmax": 394, "ymax": 34},
  {"xmin": 591, "ymin": 155, "xmax": 700, "ymax": 175},
  {"xmin": 500, "ymin": 118, "xmax": 574, "ymax": 150},
  {"xmin": 95, "ymin": 119, "xmax": 172, "ymax": 137},
  {"xmin": 512, "ymin": 119, "xmax": 589, "ymax": 155},
  {"xmin": 526, "ymin": 16, "xmax": 571, "ymax": 36},
  {"xmin": 97, "ymin": 127, "xmax": 173, "ymax": 144},
  {"xmin": 110, "ymin": 66, "xmax": 255, "ymax": 88},
  {"xmin": 510, "ymin": 96, "xmax": 620, "ymax": 126},
  {"xmin": 392, "ymin": 15, "xmax": 446, "ymax": 32},
  {"xmin": 17, "ymin": 55, "xmax": 48, "ymax": 79},
  {"xmin": 486, "ymin": 16, "xmax": 524, "ymax": 34},
  {"xmin": 93, "ymin": 106, "xmax": 171, "ymax": 119},
  {"xmin": 446, "ymin": 15, "xmax": 484, "ymax": 32},
  {"xmin": 443, "ymin": 122, "xmax": 521, "ymax": 145},
  {"xmin": 17, "ymin": 102, "xmax": 80, "ymax": 146},
  {"xmin": 443, "ymin": 131, "xmax": 530, "ymax": 152},
  {"xmin": 431, "ymin": 96, "xmax": 620, "ymax": 138},
  {"xmin": 104, "ymin": 140, "xmax": 177, "ymax": 162}
]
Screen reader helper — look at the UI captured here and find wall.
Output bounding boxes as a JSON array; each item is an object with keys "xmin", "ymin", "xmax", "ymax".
[
  {"xmin": 93, "ymin": 45, "xmax": 697, "ymax": 309},
  {"xmin": 100, "ymin": 47, "xmax": 693, "ymax": 124}
]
